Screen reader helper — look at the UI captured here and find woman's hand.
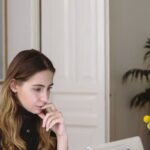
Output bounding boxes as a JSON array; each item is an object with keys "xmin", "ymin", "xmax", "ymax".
[{"xmin": 37, "ymin": 102, "xmax": 67, "ymax": 137}]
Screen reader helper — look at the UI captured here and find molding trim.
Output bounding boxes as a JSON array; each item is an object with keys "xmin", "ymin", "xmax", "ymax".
[
  {"xmin": 0, "ymin": 0, "xmax": 8, "ymax": 83},
  {"xmin": 104, "ymin": 0, "xmax": 110, "ymax": 142},
  {"xmin": 30, "ymin": 0, "xmax": 40, "ymax": 50}
]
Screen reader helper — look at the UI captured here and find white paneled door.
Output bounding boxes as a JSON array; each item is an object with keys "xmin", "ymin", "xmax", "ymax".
[{"xmin": 41, "ymin": 0, "xmax": 108, "ymax": 149}]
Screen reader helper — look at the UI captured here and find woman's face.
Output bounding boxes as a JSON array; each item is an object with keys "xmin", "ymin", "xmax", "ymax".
[{"xmin": 11, "ymin": 70, "xmax": 54, "ymax": 114}]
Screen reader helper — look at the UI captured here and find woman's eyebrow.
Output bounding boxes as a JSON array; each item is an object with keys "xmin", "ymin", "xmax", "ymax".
[
  {"xmin": 32, "ymin": 83, "xmax": 54, "ymax": 87},
  {"xmin": 49, "ymin": 83, "xmax": 54, "ymax": 87}
]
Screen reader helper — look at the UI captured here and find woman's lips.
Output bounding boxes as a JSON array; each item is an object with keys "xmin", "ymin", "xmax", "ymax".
[{"xmin": 35, "ymin": 106, "xmax": 43, "ymax": 111}]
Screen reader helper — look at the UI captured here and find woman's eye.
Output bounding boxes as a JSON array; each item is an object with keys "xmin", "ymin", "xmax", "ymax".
[
  {"xmin": 34, "ymin": 88, "xmax": 41, "ymax": 92},
  {"xmin": 47, "ymin": 87, "xmax": 52, "ymax": 91}
]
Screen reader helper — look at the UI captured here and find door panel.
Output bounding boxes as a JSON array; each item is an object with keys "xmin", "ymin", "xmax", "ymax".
[{"xmin": 41, "ymin": 0, "xmax": 107, "ymax": 149}]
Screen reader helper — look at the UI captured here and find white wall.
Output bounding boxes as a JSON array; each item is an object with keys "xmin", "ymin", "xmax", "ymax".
[
  {"xmin": 110, "ymin": 0, "xmax": 150, "ymax": 149},
  {"xmin": 0, "ymin": 0, "xmax": 40, "ymax": 88},
  {"xmin": 7, "ymin": 0, "xmax": 40, "ymax": 64}
]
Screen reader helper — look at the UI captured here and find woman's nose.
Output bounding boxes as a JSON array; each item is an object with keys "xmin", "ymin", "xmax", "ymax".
[{"xmin": 41, "ymin": 92, "xmax": 49, "ymax": 103}]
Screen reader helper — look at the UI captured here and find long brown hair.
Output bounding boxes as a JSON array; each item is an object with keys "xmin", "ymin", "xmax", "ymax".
[{"xmin": 0, "ymin": 49, "xmax": 56, "ymax": 150}]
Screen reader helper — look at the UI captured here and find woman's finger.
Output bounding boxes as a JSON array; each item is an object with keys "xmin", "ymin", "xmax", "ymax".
[
  {"xmin": 42, "ymin": 102, "xmax": 57, "ymax": 112},
  {"xmin": 46, "ymin": 116, "xmax": 60, "ymax": 131},
  {"xmin": 42, "ymin": 112, "xmax": 56, "ymax": 127},
  {"xmin": 48, "ymin": 117, "xmax": 64, "ymax": 131},
  {"xmin": 42, "ymin": 111, "xmax": 61, "ymax": 127},
  {"xmin": 37, "ymin": 112, "xmax": 45, "ymax": 119},
  {"xmin": 45, "ymin": 114, "xmax": 59, "ymax": 129}
]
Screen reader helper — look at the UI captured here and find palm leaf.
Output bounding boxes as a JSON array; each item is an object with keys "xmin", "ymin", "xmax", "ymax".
[
  {"xmin": 122, "ymin": 69, "xmax": 150, "ymax": 83},
  {"xmin": 123, "ymin": 38, "xmax": 150, "ymax": 108},
  {"xmin": 130, "ymin": 88, "xmax": 150, "ymax": 108},
  {"xmin": 144, "ymin": 51, "xmax": 150, "ymax": 61},
  {"xmin": 144, "ymin": 39, "xmax": 150, "ymax": 49},
  {"xmin": 145, "ymin": 45, "xmax": 150, "ymax": 48},
  {"xmin": 145, "ymin": 38, "xmax": 150, "ymax": 44},
  {"xmin": 144, "ymin": 39, "xmax": 150, "ymax": 60}
]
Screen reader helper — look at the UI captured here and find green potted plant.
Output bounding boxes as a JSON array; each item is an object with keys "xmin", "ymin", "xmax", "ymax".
[{"xmin": 122, "ymin": 38, "xmax": 150, "ymax": 108}]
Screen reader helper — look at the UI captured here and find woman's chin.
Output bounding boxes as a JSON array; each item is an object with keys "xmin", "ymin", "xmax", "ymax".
[{"xmin": 33, "ymin": 108, "xmax": 42, "ymax": 114}]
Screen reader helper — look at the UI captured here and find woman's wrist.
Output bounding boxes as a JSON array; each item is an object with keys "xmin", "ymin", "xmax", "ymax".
[
  {"xmin": 57, "ymin": 133, "xmax": 68, "ymax": 150},
  {"xmin": 57, "ymin": 132, "xmax": 68, "ymax": 139}
]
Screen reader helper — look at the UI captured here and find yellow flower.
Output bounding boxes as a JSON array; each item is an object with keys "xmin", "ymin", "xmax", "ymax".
[
  {"xmin": 147, "ymin": 122, "xmax": 150, "ymax": 130},
  {"xmin": 143, "ymin": 115, "xmax": 150, "ymax": 123}
]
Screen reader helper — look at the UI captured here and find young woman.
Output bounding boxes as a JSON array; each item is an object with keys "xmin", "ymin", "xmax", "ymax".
[{"xmin": 0, "ymin": 49, "xmax": 68, "ymax": 150}]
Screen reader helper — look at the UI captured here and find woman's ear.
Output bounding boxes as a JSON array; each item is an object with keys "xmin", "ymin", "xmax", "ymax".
[{"xmin": 10, "ymin": 79, "xmax": 18, "ymax": 93}]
